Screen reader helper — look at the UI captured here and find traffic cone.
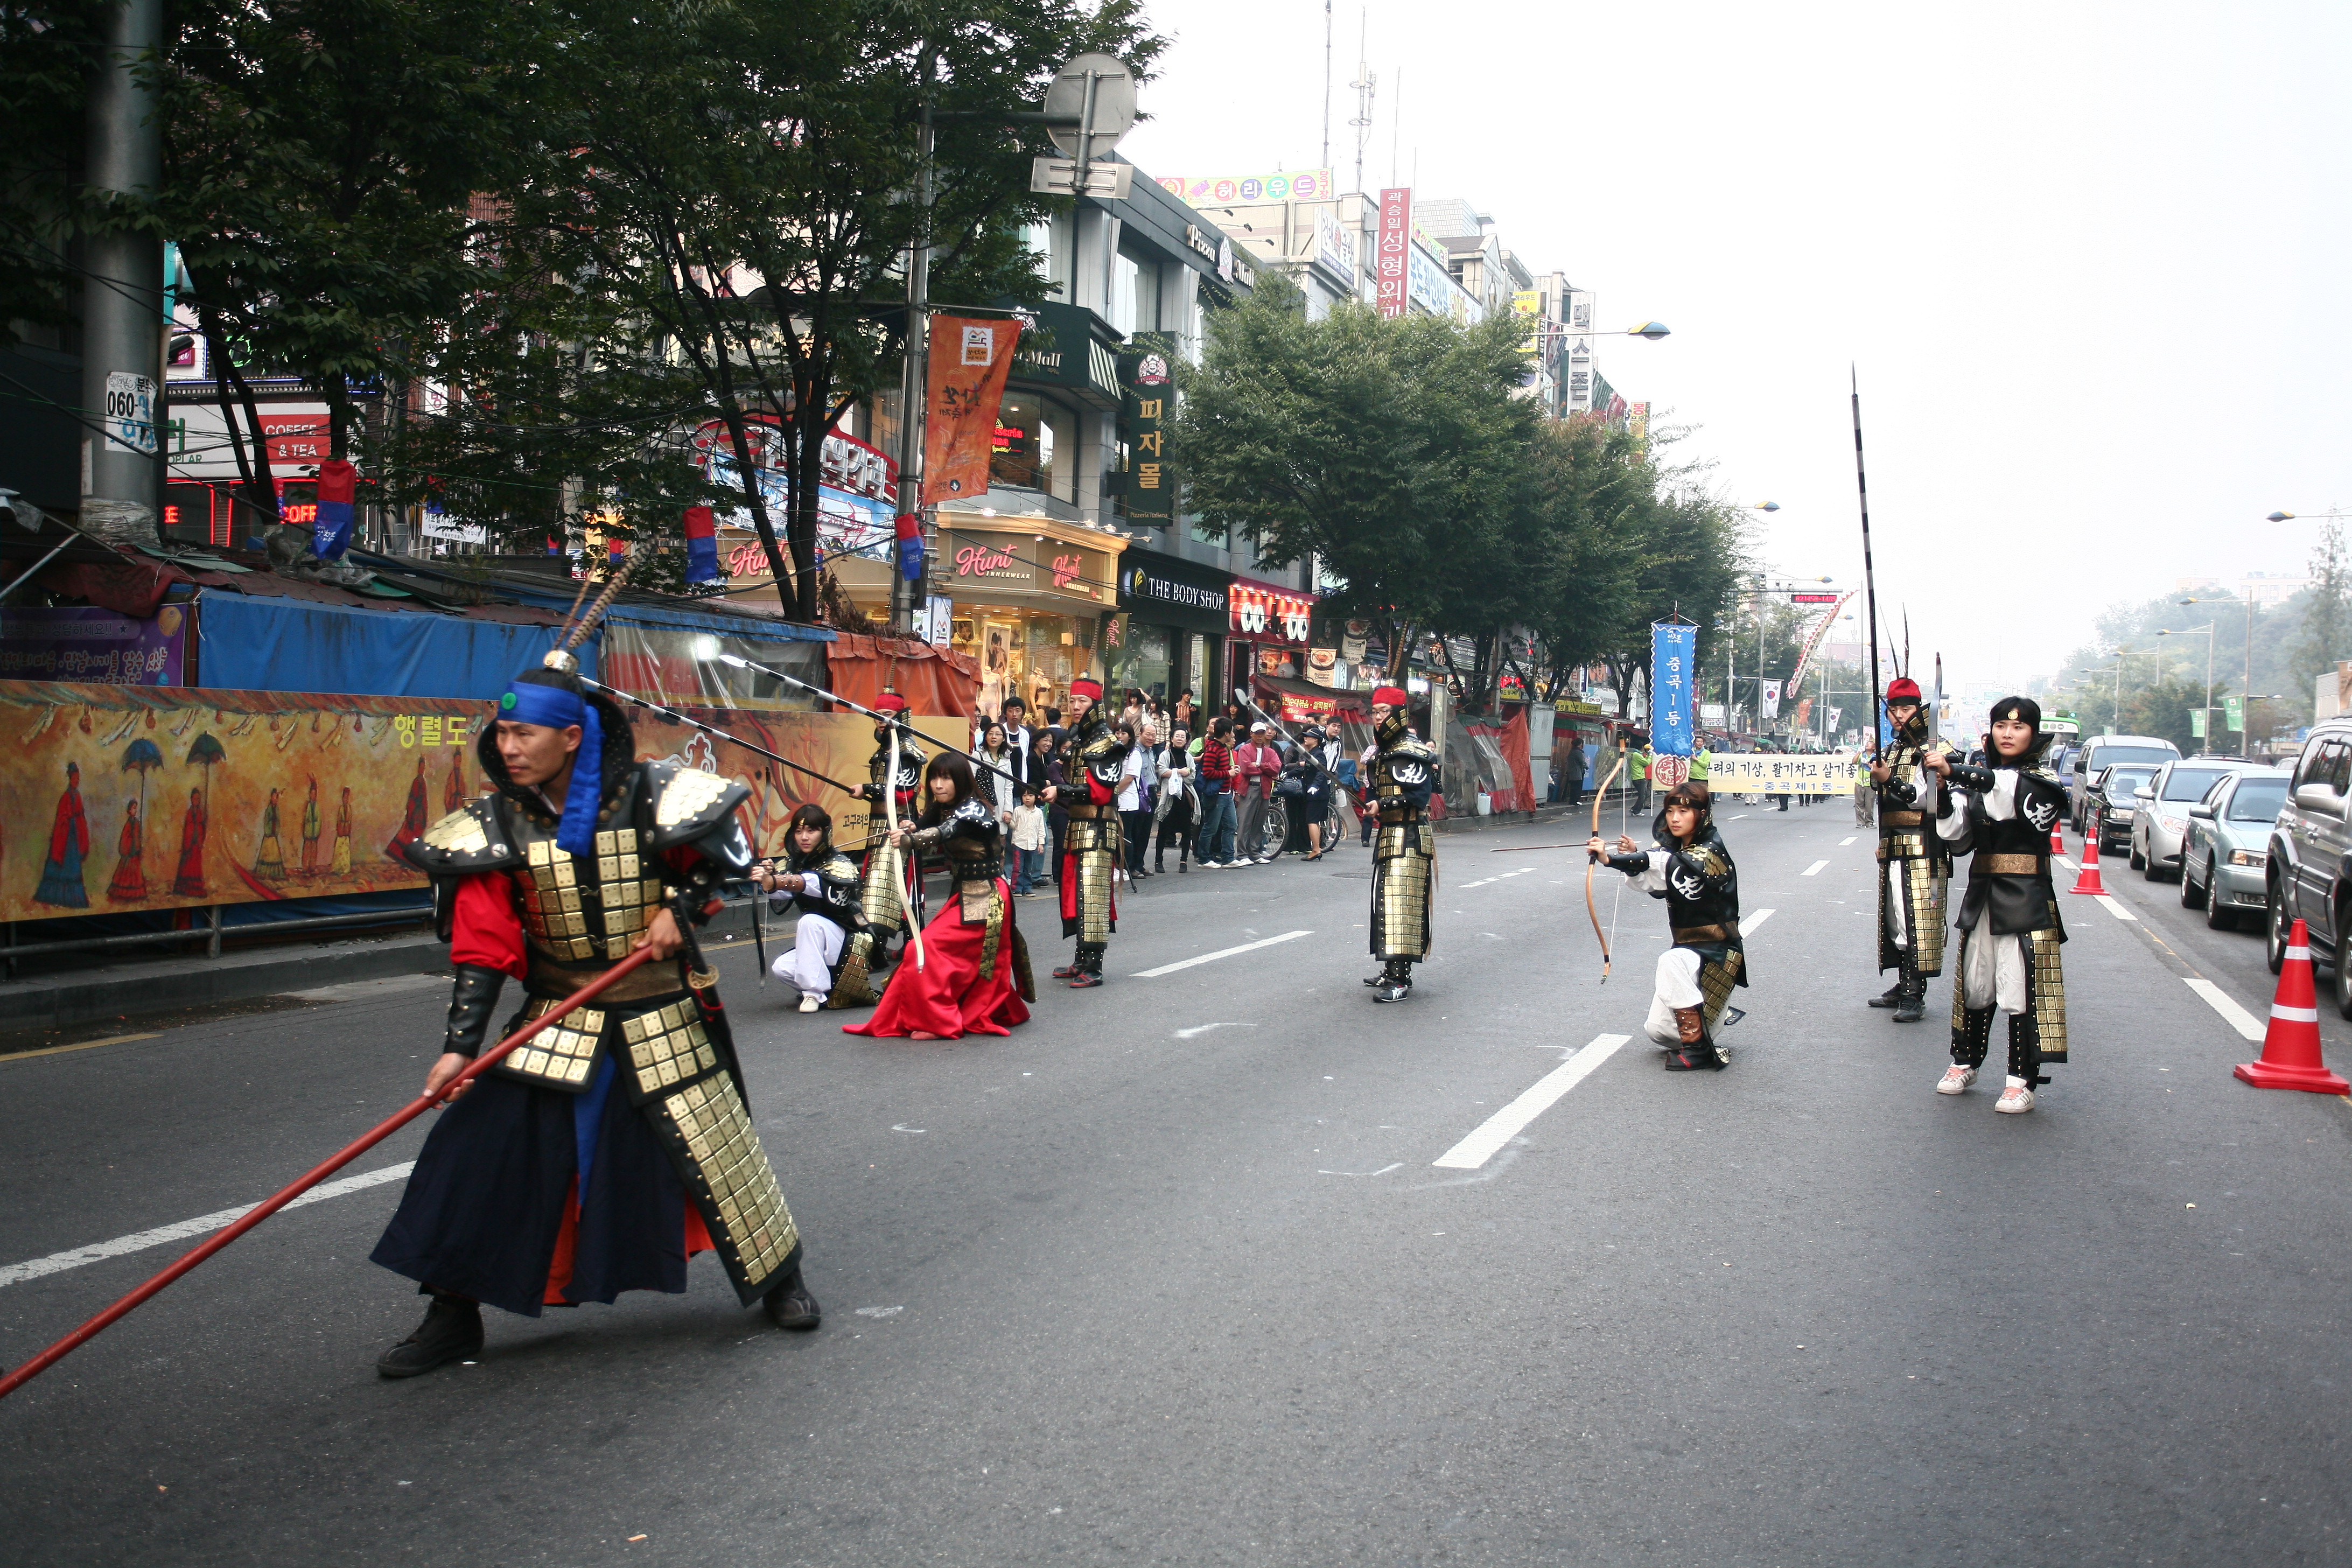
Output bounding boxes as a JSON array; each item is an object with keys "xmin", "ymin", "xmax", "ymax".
[
  {"xmin": 2050, "ymin": 821, "xmax": 2066, "ymax": 856},
  {"xmin": 2068, "ymin": 825, "xmax": 2107, "ymax": 895},
  {"xmin": 2235, "ymin": 919, "xmax": 2350, "ymax": 1094}
]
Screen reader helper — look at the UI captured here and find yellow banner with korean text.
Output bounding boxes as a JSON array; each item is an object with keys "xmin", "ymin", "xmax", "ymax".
[{"xmin": 1704, "ymin": 751, "xmax": 1866, "ymax": 799}]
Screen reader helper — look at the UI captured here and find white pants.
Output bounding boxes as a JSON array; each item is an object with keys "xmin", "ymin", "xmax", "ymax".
[
  {"xmin": 1956, "ymin": 925, "xmax": 2029, "ymax": 1016},
  {"xmin": 1643, "ymin": 947, "xmax": 1706, "ymax": 1044},
  {"xmin": 772, "ymin": 914, "xmax": 845, "ymax": 1001},
  {"xmin": 1885, "ymin": 860, "xmax": 1909, "ymax": 948}
]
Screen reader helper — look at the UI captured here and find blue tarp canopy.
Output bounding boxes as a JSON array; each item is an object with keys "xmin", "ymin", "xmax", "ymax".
[{"xmin": 194, "ymin": 592, "xmax": 597, "ymax": 699}]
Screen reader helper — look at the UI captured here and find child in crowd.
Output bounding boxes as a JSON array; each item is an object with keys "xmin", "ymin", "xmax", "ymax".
[{"xmin": 1009, "ymin": 785, "xmax": 1049, "ymax": 897}]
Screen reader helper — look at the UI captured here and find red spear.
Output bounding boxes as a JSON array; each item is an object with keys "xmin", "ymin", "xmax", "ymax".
[{"xmin": 0, "ymin": 945, "xmax": 663, "ymax": 1401}]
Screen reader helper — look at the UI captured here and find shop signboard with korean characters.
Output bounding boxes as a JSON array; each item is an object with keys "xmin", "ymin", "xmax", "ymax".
[
  {"xmin": 1119, "ymin": 345, "xmax": 1178, "ymax": 528},
  {"xmin": 941, "ymin": 528, "xmax": 1117, "ymax": 608}
]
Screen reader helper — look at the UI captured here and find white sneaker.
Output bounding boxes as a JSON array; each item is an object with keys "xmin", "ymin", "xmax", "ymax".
[
  {"xmin": 1995, "ymin": 1076, "xmax": 2035, "ymax": 1114},
  {"xmin": 797, "ymin": 995, "xmax": 823, "ymax": 1013},
  {"xmin": 1936, "ymin": 1065, "xmax": 1976, "ymax": 1095}
]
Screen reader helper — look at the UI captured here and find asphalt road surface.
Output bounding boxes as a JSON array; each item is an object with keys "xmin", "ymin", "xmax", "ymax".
[{"xmin": 4, "ymin": 801, "xmax": 2349, "ymax": 1566}]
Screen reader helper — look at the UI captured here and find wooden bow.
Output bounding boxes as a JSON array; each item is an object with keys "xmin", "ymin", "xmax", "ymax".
[
  {"xmin": 887, "ymin": 725, "xmax": 926, "ymax": 971},
  {"xmin": 1585, "ymin": 740, "xmax": 1629, "ymax": 982}
]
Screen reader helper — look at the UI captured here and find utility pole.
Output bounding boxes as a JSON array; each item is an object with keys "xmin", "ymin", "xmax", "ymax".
[
  {"xmin": 1348, "ymin": 15, "xmax": 1374, "ymax": 197},
  {"xmin": 891, "ymin": 48, "xmax": 936, "ymax": 636},
  {"xmin": 1321, "ymin": 1, "xmax": 1333, "ymax": 173},
  {"xmin": 79, "ymin": 0, "xmax": 165, "ymax": 547}
]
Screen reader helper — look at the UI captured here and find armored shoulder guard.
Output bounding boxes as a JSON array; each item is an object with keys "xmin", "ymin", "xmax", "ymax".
[
  {"xmin": 401, "ymin": 797, "xmax": 521, "ymax": 877},
  {"xmin": 809, "ymin": 851, "xmax": 861, "ymax": 890},
  {"xmin": 643, "ymin": 761, "xmax": 750, "ymax": 849},
  {"xmin": 1385, "ymin": 734, "xmax": 1438, "ymax": 764}
]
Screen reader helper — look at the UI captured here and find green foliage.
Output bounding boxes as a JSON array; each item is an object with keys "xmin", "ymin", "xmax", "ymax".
[
  {"xmin": 0, "ymin": 3, "xmax": 106, "ymax": 349},
  {"xmin": 2291, "ymin": 519, "xmax": 2352, "ymax": 713}
]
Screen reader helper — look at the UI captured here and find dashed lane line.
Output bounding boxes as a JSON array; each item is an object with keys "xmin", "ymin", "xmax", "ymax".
[
  {"xmin": 1432, "ymin": 1034, "xmax": 1632, "ymax": 1170},
  {"xmin": 0, "ymin": 1163, "xmax": 415, "ymax": 1290},
  {"xmin": 1133, "ymin": 929, "xmax": 1313, "ymax": 978},
  {"xmin": 1457, "ymin": 867, "xmax": 1538, "ymax": 890},
  {"xmin": 1801, "ymin": 859, "xmax": 1829, "ymax": 877},
  {"xmin": 1839, "ymin": 836, "xmax": 1858, "ymax": 846},
  {"xmin": 1740, "ymin": 908, "xmax": 1777, "ymax": 937},
  {"xmin": 2095, "ymin": 895, "xmax": 2138, "ymax": 922},
  {"xmin": 2183, "ymin": 977, "xmax": 2266, "ymax": 1042}
]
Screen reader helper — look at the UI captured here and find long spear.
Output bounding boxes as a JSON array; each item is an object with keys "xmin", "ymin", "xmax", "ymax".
[
  {"xmin": 714, "ymin": 653, "xmax": 1023, "ymax": 790},
  {"xmin": 578, "ymin": 676, "xmax": 863, "ymax": 795},
  {"xmin": 0, "ymin": 944, "xmax": 664, "ymax": 1400},
  {"xmin": 1852, "ymin": 367, "xmax": 1885, "ymax": 754}
]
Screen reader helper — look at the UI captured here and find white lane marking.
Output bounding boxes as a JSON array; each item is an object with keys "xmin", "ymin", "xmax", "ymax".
[
  {"xmin": 1729, "ymin": 814, "xmax": 1748, "ymax": 820},
  {"xmin": 1432, "ymin": 1035, "xmax": 1631, "ymax": 1170},
  {"xmin": 1318, "ymin": 1163, "xmax": 1403, "ymax": 1177},
  {"xmin": 2056, "ymin": 856, "xmax": 2077, "ymax": 870},
  {"xmin": 2096, "ymin": 895, "xmax": 2138, "ymax": 921},
  {"xmin": 285, "ymin": 973, "xmax": 447, "ymax": 1003},
  {"xmin": 1801, "ymin": 859, "xmax": 1829, "ymax": 877},
  {"xmin": 1839, "ymin": 836, "xmax": 1858, "ymax": 846},
  {"xmin": 0, "ymin": 1163, "xmax": 414, "ymax": 1290},
  {"xmin": 891, "ymin": 1124, "xmax": 926, "ymax": 1133},
  {"xmin": 1456, "ymin": 868, "xmax": 1538, "ymax": 890},
  {"xmin": 1173, "ymin": 1021, "xmax": 1258, "ymax": 1039},
  {"xmin": 2183, "ymin": 978, "xmax": 2265, "ymax": 1042},
  {"xmin": 1740, "ymin": 908, "xmax": 1776, "ymax": 936},
  {"xmin": 1133, "ymin": 929, "xmax": 1313, "ymax": 977}
]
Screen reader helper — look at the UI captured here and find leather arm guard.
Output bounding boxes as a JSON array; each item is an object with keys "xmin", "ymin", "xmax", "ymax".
[
  {"xmin": 443, "ymin": 963, "xmax": 505, "ymax": 1058},
  {"xmin": 1945, "ymin": 762, "xmax": 1998, "ymax": 795}
]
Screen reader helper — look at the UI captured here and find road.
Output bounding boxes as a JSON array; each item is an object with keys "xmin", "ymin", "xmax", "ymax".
[{"xmin": 3, "ymin": 801, "xmax": 2350, "ymax": 1566}]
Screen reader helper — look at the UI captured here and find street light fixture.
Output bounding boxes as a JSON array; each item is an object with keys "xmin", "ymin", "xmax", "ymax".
[
  {"xmin": 2182, "ymin": 592, "xmax": 2259, "ymax": 746},
  {"xmin": 2158, "ymin": 622, "xmax": 2218, "ymax": 753},
  {"xmin": 2267, "ymin": 509, "xmax": 2350, "ymax": 523}
]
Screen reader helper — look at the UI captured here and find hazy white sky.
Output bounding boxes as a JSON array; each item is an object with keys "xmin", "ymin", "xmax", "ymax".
[{"xmin": 1123, "ymin": 1, "xmax": 2351, "ymax": 695}]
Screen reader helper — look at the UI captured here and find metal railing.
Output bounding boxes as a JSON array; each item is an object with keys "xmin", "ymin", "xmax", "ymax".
[{"xmin": 2, "ymin": 904, "xmax": 434, "ymax": 977}]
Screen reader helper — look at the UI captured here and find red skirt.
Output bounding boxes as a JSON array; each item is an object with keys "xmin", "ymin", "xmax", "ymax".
[{"xmin": 844, "ymin": 878, "xmax": 1031, "ymax": 1040}]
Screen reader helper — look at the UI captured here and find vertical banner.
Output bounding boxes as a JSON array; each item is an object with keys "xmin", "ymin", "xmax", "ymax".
[
  {"xmin": 1761, "ymin": 678, "xmax": 1782, "ymax": 719},
  {"xmin": 1119, "ymin": 344, "xmax": 1175, "ymax": 527},
  {"xmin": 1651, "ymin": 621, "xmax": 1697, "ymax": 762},
  {"xmin": 681, "ymin": 505, "xmax": 719, "ymax": 584},
  {"xmin": 313, "ymin": 458, "xmax": 355, "ymax": 561},
  {"xmin": 1375, "ymin": 188, "xmax": 1412, "ymax": 319},
  {"xmin": 922, "ymin": 313, "xmax": 1024, "ymax": 505}
]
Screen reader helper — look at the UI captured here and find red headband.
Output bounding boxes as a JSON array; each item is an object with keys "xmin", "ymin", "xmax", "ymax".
[
  {"xmin": 1373, "ymin": 685, "xmax": 1407, "ymax": 707},
  {"xmin": 1069, "ymin": 678, "xmax": 1103, "ymax": 700},
  {"xmin": 872, "ymin": 691, "xmax": 909, "ymax": 714}
]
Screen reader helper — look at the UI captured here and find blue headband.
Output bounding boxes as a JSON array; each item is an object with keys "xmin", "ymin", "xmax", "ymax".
[{"xmin": 498, "ymin": 681, "xmax": 602, "ymax": 855}]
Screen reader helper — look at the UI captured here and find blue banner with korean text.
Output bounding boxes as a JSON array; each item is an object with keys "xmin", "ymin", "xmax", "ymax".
[{"xmin": 1651, "ymin": 621, "xmax": 1697, "ymax": 757}]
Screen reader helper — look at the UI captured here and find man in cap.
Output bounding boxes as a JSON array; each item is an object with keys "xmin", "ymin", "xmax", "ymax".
[
  {"xmin": 1234, "ymin": 719, "xmax": 1280, "ymax": 864},
  {"xmin": 1867, "ymin": 676, "xmax": 1953, "ymax": 1023},
  {"xmin": 1363, "ymin": 686, "xmax": 1439, "ymax": 1002}
]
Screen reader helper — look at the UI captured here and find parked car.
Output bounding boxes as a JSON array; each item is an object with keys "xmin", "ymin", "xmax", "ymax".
[
  {"xmin": 2072, "ymin": 734, "xmax": 2181, "ymax": 829},
  {"xmin": 2133, "ymin": 758, "xmax": 2264, "ymax": 879},
  {"xmin": 2269, "ymin": 719, "xmax": 2352, "ymax": 1012},
  {"xmin": 2181, "ymin": 768, "xmax": 2291, "ymax": 929},
  {"xmin": 2087, "ymin": 764, "xmax": 2161, "ymax": 856}
]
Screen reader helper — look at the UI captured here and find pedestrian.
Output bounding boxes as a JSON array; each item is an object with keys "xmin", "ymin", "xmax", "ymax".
[
  {"xmin": 846, "ymin": 753, "xmax": 1035, "ymax": 1040},
  {"xmin": 974, "ymin": 720, "xmax": 1016, "ymax": 816},
  {"xmin": 1929, "ymin": 697, "xmax": 2069, "ymax": 1114},
  {"xmin": 1153, "ymin": 725, "xmax": 1197, "ymax": 873},
  {"xmin": 1009, "ymin": 785, "xmax": 1049, "ymax": 897},
  {"xmin": 1629, "ymin": 737, "xmax": 1654, "ymax": 815},
  {"xmin": 1234, "ymin": 720, "xmax": 1280, "ymax": 863},
  {"xmin": 1194, "ymin": 716, "xmax": 1238, "ymax": 867},
  {"xmin": 1364, "ymin": 687, "xmax": 1438, "ymax": 1002},
  {"xmin": 1050, "ymin": 677, "xmax": 1123, "ymax": 987},
  {"xmin": 752, "ymin": 803, "xmax": 874, "ymax": 1013},
  {"xmin": 1116, "ymin": 719, "xmax": 1155, "ymax": 881},
  {"xmin": 1034, "ymin": 731, "xmax": 1068, "ymax": 881},
  {"xmin": 855, "ymin": 691, "xmax": 925, "ymax": 974},
  {"xmin": 1590, "ymin": 780, "xmax": 1746, "ymax": 1071},
  {"xmin": 1356, "ymin": 738, "xmax": 1380, "ymax": 845},
  {"xmin": 377, "ymin": 653, "xmax": 816, "ymax": 1379},
  {"xmin": 1852, "ymin": 751, "xmax": 1876, "ymax": 828},
  {"xmin": 1279, "ymin": 725, "xmax": 1333, "ymax": 860},
  {"xmin": 999, "ymin": 696, "xmax": 1035, "ymax": 789},
  {"xmin": 1867, "ymin": 677, "xmax": 1954, "ymax": 1023}
]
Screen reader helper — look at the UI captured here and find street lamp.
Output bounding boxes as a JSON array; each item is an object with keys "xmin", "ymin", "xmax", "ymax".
[
  {"xmin": 2181, "ymin": 592, "xmax": 2258, "ymax": 747},
  {"xmin": 2157, "ymin": 623, "xmax": 2217, "ymax": 753},
  {"xmin": 1750, "ymin": 501, "xmax": 1781, "ymax": 513},
  {"xmin": 2267, "ymin": 509, "xmax": 2350, "ymax": 523}
]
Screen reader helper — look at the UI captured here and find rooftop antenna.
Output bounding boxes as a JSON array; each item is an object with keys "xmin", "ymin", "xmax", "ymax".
[
  {"xmin": 1321, "ymin": 1, "xmax": 1333, "ymax": 173},
  {"xmin": 1390, "ymin": 66, "xmax": 1403, "ymax": 189},
  {"xmin": 1348, "ymin": 10, "xmax": 1374, "ymax": 195}
]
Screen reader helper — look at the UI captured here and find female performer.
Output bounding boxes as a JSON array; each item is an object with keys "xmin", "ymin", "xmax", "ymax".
[
  {"xmin": 754, "ymin": 803, "xmax": 874, "ymax": 1013},
  {"xmin": 1928, "ymin": 696, "xmax": 2068, "ymax": 1114},
  {"xmin": 845, "ymin": 754, "xmax": 1035, "ymax": 1040},
  {"xmin": 1590, "ymin": 780, "xmax": 1748, "ymax": 1071}
]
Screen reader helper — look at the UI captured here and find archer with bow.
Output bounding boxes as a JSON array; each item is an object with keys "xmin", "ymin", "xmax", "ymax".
[{"xmin": 1588, "ymin": 779, "xmax": 1749, "ymax": 1072}]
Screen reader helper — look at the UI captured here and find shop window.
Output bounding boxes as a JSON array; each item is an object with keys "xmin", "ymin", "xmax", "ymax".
[{"xmin": 990, "ymin": 391, "xmax": 1076, "ymax": 500}]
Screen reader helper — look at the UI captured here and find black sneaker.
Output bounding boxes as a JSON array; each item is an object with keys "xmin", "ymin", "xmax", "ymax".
[
  {"xmin": 376, "ymin": 1294, "xmax": 483, "ymax": 1378},
  {"xmin": 1664, "ymin": 1044, "xmax": 1728, "ymax": 1071},
  {"xmin": 1866, "ymin": 982, "xmax": 1904, "ymax": 1009},
  {"xmin": 762, "ymin": 1269, "xmax": 822, "ymax": 1331},
  {"xmin": 1066, "ymin": 971, "xmax": 1104, "ymax": 988}
]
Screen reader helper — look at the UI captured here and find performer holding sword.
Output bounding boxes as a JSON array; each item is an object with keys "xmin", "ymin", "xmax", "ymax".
[{"xmin": 374, "ymin": 646, "xmax": 818, "ymax": 1378}]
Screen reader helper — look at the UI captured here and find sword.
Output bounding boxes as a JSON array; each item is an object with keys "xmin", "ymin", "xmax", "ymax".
[{"xmin": 0, "ymin": 944, "xmax": 666, "ymax": 1400}]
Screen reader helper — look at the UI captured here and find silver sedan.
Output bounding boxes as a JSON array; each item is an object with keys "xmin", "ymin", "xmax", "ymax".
[
  {"xmin": 2181, "ymin": 768, "xmax": 2291, "ymax": 929},
  {"xmin": 2133, "ymin": 758, "xmax": 2264, "ymax": 881}
]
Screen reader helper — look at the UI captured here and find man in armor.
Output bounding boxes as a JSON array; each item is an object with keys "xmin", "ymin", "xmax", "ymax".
[
  {"xmin": 1867, "ymin": 676, "xmax": 1952, "ymax": 1023},
  {"xmin": 1592, "ymin": 780, "xmax": 1747, "ymax": 1070},
  {"xmin": 1929, "ymin": 695, "xmax": 2069, "ymax": 1113},
  {"xmin": 1050, "ymin": 677, "xmax": 1123, "ymax": 988},
  {"xmin": 857, "ymin": 691, "xmax": 925, "ymax": 972},
  {"xmin": 1363, "ymin": 686, "xmax": 1438, "ymax": 1003},
  {"xmin": 373, "ymin": 656, "xmax": 817, "ymax": 1378}
]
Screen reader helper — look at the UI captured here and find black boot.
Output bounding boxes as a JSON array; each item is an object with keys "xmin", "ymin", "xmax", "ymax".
[
  {"xmin": 1067, "ymin": 942, "xmax": 1105, "ymax": 988},
  {"xmin": 376, "ymin": 1290, "xmax": 482, "ymax": 1378},
  {"xmin": 1664, "ymin": 1005, "xmax": 1728, "ymax": 1069},
  {"xmin": 1372, "ymin": 959, "xmax": 1413, "ymax": 1002},
  {"xmin": 1866, "ymin": 977, "xmax": 1905, "ymax": 1009},
  {"xmin": 761, "ymin": 1265, "xmax": 822, "ymax": 1331},
  {"xmin": 1893, "ymin": 955, "xmax": 1927, "ymax": 1024}
]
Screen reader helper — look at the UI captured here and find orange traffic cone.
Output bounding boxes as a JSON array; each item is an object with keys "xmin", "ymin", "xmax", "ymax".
[
  {"xmin": 2235, "ymin": 919, "xmax": 2349, "ymax": 1094},
  {"xmin": 2068, "ymin": 824, "xmax": 2107, "ymax": 895},
  {"xmin": 2050, "ymin": 821, "xmax": 2066, "ymax": 856}
]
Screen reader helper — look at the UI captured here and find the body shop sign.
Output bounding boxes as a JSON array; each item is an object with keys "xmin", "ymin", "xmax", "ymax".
[{"xmin": 943, "ymin": 529, "xmax": 1114, "ymax": 605}]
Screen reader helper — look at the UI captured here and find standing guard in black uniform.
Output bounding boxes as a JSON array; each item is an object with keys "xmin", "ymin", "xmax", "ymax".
[
  {"xmin": 1052, "ymin": 678, "xmax": 1125, "ymax": 988},
  {"xmin": 1593, "ymin": 780, "xmax": 1748, "ymax": 1070},
  {"xmin": 1867, "ymin": 676, "xmax": 1953, "ymax": 1022},
  {"xmin": 1930, "ymin": 696, "xmax": 2069, "ymax": 1114},
  {"xmin": 1364, "ymin": 685, "xmax": 1439, "ymax": 1002}
]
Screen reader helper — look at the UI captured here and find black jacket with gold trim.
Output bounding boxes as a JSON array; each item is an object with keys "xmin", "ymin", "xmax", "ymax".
[
  {"xmin": 1607, "ymin": 821, "xmax": 1747, "ymax": 983},
  {"xmin": 1938, "ymin": 759, "xmax": 2068, "ymax": 939}
]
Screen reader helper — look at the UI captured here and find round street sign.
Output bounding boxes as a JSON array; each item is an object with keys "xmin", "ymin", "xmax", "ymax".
[{"xmin": 1044, "ymin": 53, "xmax": 1136, "ymax": 163}]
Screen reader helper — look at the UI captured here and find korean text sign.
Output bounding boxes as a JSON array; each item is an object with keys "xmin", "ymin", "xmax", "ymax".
[{"xmin": 1651, "ymin": 621, "xmax": 1697, "ymax": 757}]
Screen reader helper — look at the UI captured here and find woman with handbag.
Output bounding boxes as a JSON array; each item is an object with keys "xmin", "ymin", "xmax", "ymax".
[
  {"xmin": 1153, "ymin": 726, "xmax": 1198, "ymax": 873},
  {"xmin": 1277, "ymin": 726, "xmax": 1333, "ymax": 860}
]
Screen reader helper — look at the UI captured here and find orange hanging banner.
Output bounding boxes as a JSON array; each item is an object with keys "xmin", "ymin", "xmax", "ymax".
[{"xmin": 921, "ymin": 313, "xmax": 1023, "ymax": 506}]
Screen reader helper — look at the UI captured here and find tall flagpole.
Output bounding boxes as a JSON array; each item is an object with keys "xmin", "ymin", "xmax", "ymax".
[{"xmin": 1852, "ymin": 367, "xmax": 1884, "ymax": 753}]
